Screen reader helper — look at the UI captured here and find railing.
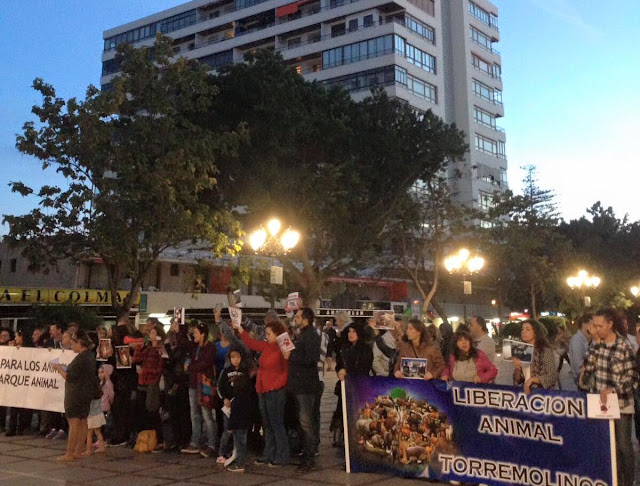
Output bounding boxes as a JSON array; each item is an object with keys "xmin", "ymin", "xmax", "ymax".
[
  {"xmin": 471, "ymin": 38, "xmax": 500, "ymax": 56},
  {"xmin": 472, "ymin": 63, "xmax": 500, "ymax": 80}
]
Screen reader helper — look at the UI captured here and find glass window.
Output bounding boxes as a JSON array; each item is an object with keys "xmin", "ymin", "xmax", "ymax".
[
  {"xmin": 474, "ymin": 106, "xmax": 496, "ymax": 128},
  {"xmin": 364, "ymin": 14, "xmax": 374, "ymax": 27},
  {"xmin": 394, "ymin": 34, "xmax": 406, "ymax": 54},
  {"xmin": 470, "ymin": 27, "xmax": 492, "ymax": 50},
  {"xmin": 349, "ymin": 19, "xmax": 358, "ymax": 32},
  {"xmin": 404, "ymin": 14, "xmax": 435, "ymax": 44}
]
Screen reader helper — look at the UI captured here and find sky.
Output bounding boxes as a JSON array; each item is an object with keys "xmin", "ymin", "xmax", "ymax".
[{"xmin": 1, "ymin": 0, "xmax": 639, "ymax": 235}]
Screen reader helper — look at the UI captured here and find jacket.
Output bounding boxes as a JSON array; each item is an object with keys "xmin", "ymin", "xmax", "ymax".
[
  {"xmin": 218, "ymin": 364, "xmax": 252, "ymax": 430},
  {"xmin": 187, "ymin": 341, "xmax": 216, "ymax": 389},
  {"xmin": 131, "ymin": 343, "xmax": 164, "ymax": 386},
  {"xmin": 441, "ymin": 350, "xmax": 497, "ymax": 383},
  {"xmin": 288, "ymin": 325, "xmax": 321, "ymax": 394},
  {"xmin": 394, "ymin": 340, "xmax": 446, "ymax": 378},
  {"xmin": 336, "ymin": 341, "xmax": 373, "ymax": 377},
  {"xmin": 239, "ymin": 331, "xmax": 288, "ymax": 394}
]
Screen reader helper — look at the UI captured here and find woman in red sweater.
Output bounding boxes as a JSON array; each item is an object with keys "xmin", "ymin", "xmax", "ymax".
[
  {"xmin": 441, "ymin": 329, "xmax": 497, "ymax": 383},
  {"xmin": 237, "ymin": 311, "xmax": 290, "ymax": 466}
]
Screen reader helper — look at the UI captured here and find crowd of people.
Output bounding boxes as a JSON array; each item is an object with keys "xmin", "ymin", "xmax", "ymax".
[{"xmin": 0, "ymin": 306, "xmax": 638, "ymax": 483}]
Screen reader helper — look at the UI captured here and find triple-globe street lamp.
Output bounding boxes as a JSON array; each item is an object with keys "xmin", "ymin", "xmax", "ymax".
[
  {"xmin": 566, "ymin": 269, "xmax": 601, "ymax": 310},
  {"xmin": 444, "ymin": 248, "xmax": 485, "ymax": 323}
]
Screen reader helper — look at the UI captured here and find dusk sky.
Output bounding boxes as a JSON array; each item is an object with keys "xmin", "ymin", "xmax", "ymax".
[{"xmin": 1, "ymin": 0, "xmax": 639, "ymax": 235}]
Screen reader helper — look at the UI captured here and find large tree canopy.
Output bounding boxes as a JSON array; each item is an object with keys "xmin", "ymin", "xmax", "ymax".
[
  {"xmin": 211, "ymin": 51, "xmax": 467, "ymax": 306},
  {"xmin": 5, "ymin": 35, "xmax": 246, "ymax": 314}
]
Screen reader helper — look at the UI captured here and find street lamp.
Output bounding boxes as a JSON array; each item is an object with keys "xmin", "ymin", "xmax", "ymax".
[
  {"xmin": 444, "ymin": 248, "xmax": 485, "ymax": 322},
  {"xmin": 248, "ymin": 218, "xmax": 300, "ymax": 308},
  {"xmin": 630, "ymin": 285, "xmax": 639, "ymax": 298},
  {"xmin": 566, "ymin": 269, "xmax": 601, "ymax": 309}
]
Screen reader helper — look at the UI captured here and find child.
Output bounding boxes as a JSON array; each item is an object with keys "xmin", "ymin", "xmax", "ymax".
[
  {"xmin": 86, "ymin": 364, "xmax": 114, "ymax": 454},
  {"xmin": 216, "ymin": 346, "xmax": 252, "ymax": 473}
]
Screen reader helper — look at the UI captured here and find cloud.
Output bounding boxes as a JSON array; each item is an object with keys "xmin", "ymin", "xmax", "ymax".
[{"xmin": 528, "ymin": 0, "xmax": 600, "ymax": 35}]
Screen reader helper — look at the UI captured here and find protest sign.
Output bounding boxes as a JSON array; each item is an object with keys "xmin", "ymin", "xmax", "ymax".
[
  {"xmin": 276, "ymin": 332, "xmax": 295, "ymax": 353},
  {"xmin": 229, "ymin": 307, "xmax": 242, "ymax": 329},
  {"xmin": 502, "ymin": 339, "xmax": 534, "ymax": 363},
  {"xmin": 0, "ymin": 347, "xmax": 76, "ymax": 413},
  {"xmin": 344, "ymin": 375, "xmax": 614, "ymax": 486},
  {"xmin": 400, "ymin": 358, "xmax": 427, "ymax": 379}
]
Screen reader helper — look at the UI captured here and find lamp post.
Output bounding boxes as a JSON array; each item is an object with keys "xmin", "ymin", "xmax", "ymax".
[
  {"xmin": 631, "ymin": 286, "xmax": 639, "ymax": 298},
  {"xmin": 566, "ymin": 269, "xmax": 601, "ymax": 313},
  {"xmin": 248, "ymin": 218, "xmax": 300, "ymax": 308},
  {"xmin": 444, "ymin": 248, "xmax": 485, "ymax": 323}
]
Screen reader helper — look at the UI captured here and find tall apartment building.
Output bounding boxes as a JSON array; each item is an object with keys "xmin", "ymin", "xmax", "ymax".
[{"xmin": 101, "ymin": 0, "xmax": 507, "ymax": 209}]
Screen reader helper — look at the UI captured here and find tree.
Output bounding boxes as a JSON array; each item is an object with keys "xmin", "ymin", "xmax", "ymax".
[
  {"xmin": 386, "ymin": 175, "xmax": 473, "ymax": 320},
  {"xmin": 482, "ymin": 165, "xmax": 570, "ymax": 318},
  {"xmin": 4, "ymin": 35, "xmax": 246, "ymax": 315},
  {"xmin": 211, "ymin": 52, "xmax": 467, "ymax": 307}
]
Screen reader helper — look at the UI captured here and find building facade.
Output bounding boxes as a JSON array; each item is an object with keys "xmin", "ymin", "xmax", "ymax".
[{"xmin": 101, "ymin": 0, "xmax": 507, "ymax": 210}]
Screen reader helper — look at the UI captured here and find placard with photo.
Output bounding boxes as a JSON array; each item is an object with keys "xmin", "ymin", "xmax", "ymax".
[
  {"xmin": 502, "ymin": 339, "xmax": 534, "ymax": 363},
  {"xmin": 174, "ymin": 307, "xmax": 185, "ymax": 325},
  {"xmin": 96, "ymin": 338, "xmax": 112, "ymax": 361},
  {"xmin": 115, "ymin": 345, "xmax": 132, "ymax": 369},
  {"xmin": 401, "ymin": 357, "xmax": 428, "ymax": 379},
  {"xmin": 372, "ymin": 310, "xmax": 395, "ymax": 330}
]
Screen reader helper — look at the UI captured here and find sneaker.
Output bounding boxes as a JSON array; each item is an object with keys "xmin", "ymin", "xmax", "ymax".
[
  {"xmin": 268, "ymin": 462, "xmax": 282, "ymax": 468},
  {"xmin": 216, "ymin": 456, "xmax": 227, "ymax": 464},
  {"xmin": 45, "ymin": 428, "xmax": 57, "ymax": 439},
  {"xmin": 180, "ymin": 445, "xmax": 201, "ymax": 454},
  {"xmin": 224, "ymin": 449, "xmax": 237, "ymax": 467},
  {"xmin": 200, "ymin": 447, "xmax": 216, "ymax": 458},
  {"xmin": 253, "ymin": 459, "xmax": 268, "ymax": 466},
  {"xmin": 54, "ymin": 430, "xmax": 67, "ymax": 440},
  {"xmin": 227, "ymin": 465, "xmax": 245, "ymax": 473}
]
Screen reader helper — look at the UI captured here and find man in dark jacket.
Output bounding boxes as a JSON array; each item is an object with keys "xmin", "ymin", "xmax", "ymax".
[{"xmin": 288, "ymin": 307, "xmax": 321, "ymax": 472}]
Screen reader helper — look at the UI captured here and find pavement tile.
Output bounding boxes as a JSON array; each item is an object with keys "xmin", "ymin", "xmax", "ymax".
[
  {"xmin": 88, "ymin": 458, "xmax": 153, "ymax": 473},
  {"xmin": 192, "ymin": 471, "xmax": 269, "ymax": 485},
  {"xmin": 0, "ymin": 459, "xmax": 67, "ymax": 474},
  {"xmin": 37, "ymin": 466, "xmax": 120, "ymax": 483},
  {"xmin": 2, "ymin": 447, "xmax": 60, "ymax": 459},
  {"xmin": 143, "ymin": 464, "xmax": 213, "ymax": 480},
  {"xmin": 0, "ymin": 476, "xmax": 67, "ymax": 486},
  {"xmin": 91, "ymin": 475, "xmax": 173, "ymax": 486},
  {"xmin": 0, "ymin": 457, "xmax": 25, "ymax": 466},
  {"xmin": 0, "ymin": 444, "xmax": 29, "ymax": 453},
  {"xmin": 299, "ymin": 470, "xmax": 390, "ymax": 485}
]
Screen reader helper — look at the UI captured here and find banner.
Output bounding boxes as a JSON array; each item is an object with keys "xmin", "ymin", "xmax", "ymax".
[
  {"xmin": 0, "ymin": 287, "xmax": 140, "ymax": 305},
  {"xmin": 0, "ymin": 347, "xmax": 77, "ymax": 413},
  {"xmin": 345, "ymin": 375, "xmax": 614, "ymax": 486}
]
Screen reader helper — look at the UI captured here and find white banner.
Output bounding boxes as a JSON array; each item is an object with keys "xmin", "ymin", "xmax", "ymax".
[{"xmin": 0, "ymin": 347, "xmax": 77, "ymax": 413}]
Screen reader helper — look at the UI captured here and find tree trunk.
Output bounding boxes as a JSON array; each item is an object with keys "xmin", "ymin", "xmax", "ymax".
[
  {"xmin": 530, "ymin": 282, "xmax": 537, "ymax": 320},
  {"xmin": 431, "ymin": 297, "xmax": 449, "ymax": 325}
]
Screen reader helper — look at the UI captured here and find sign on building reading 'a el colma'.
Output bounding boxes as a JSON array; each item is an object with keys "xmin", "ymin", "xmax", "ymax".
[{"xmin": 0, "ymin": 287, "xmax": 140, "ymax": 306}]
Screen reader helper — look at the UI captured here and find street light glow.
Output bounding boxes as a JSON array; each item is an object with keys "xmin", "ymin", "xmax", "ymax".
[
  {"xmin": 267, "ymin": 218, "xmax": 281, "ymax": 236},
  {"xmin": 631, "ymin": 286, "xmax": 639, "ymax": 297},
  {"xmin": 566, "ymin": 269, "xmax": 601, "ymax": 289},
  {"xmin": 444, "ymin": 249, "xmax": 484, "ymax": 274},
  {"xmin": 281, "ymin": 229, "xmax": 300, "ymax": 252},
  {"xmin": 249, "ymin": 228, "xmax": 267, "ymax": 252}
]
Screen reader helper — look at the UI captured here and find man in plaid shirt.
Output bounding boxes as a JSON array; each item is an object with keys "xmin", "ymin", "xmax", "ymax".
[{"xmin": 584, "ymin": 308, "xmax": 637, "ymax": 486}]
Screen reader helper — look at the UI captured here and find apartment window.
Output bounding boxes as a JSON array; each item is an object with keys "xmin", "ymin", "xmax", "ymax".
[
  {"xmin": 493, "ymin": 63, "xmax": 501, "ymax": 79},
  {"xmin": 170, "ymin": 264, "xmax": 179, "ymax": 277},
  {"xmin": 404, "ymin": 14, "xmax": 435, "ymax": 44},
  {"xmin": 308, "ymin": 32, "xmax": 321, "ymax": 43},
  {"xmin": 210, "ymin": 11, "xmax": 220, "ymax": 19},
  {"xmin": 470, "ymin": 26, "xmax": 492, "ymax": 50},
  {"xmin": 104, "ymin": 23, "xmax": 157, "ymax": 51},
  {"xmin": 469, "ymin": 1, "xmax": 498, "ymax": 30},
  {"xmin": 160, "ymin": 10, "xmax": 198, "ymax": 34},
  {"xmin": 323, "ymin": 65, "xmax": 397, "ymax": 92},
  {"xmin": 405, "ymin": 73, "xmax": 437, "ymax": 103},
  {"xmin": 363, "ymin": 15, "xmax": 374, "ymax": 27},
  {"xmin": 472, "ymin": 79, "xmax": 502, "ymax": 105},
  {"xmin": 10, "ymin": 259, "xmax": 17, "ymax": 273},
  {"xmin": 500, "ymin": 168, "xmax": 508, "ymax": 186},
  {"xmin": 331, "ymin": 23, "xmax": 346, "ymax": 37},
  {"xmin": 472, "ymin": 54, "xmax": 493, "ymax": 77},
  {"xmin": 322, "ymin": 34, "xmax": 393, "ymax": 69},
  {"xmin": 288, "ymin": 37, "xmax": 301, "ymax": 48},
  {"xmin": 348, "ymin": 19, "xmax": 358, "ymax": 32},
  {"xmin": 478, "ymin": 191, "xmax": 495, "ymax": 210},
  {"xmin": 475, "ymin": 134, "xmax": 505, "ymax": 158},
  {"xmin": 474, "ymin": 106, "xmax": 496, "ymax": 129},
  {"xmin": 200, "ymin": 50, "xmax": 234, "ymax": 69},
  {"xmin": 405, "ymin": 43, "xmax": 436, "ymax": 74}
]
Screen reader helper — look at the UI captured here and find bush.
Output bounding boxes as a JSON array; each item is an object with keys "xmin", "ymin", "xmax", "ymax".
[
  {"xmin": 28, "ymin": 303, "xmax": 103, "ymax": 331},
  {"xmin": 538, "ymin": 316, "xmax": 568, "ymax": 341},
  {"xmin": 500, "ymin": 321, "xmax": 522, "ymax": 339}
]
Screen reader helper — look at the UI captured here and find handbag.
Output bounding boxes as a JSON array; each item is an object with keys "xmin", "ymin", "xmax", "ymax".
[
  {"xmin": 134, "ymin": 430, "xmax": 158, "ymax": 453},
  {"xmin": 197, "ymin": 373, "xmax": 219, "ymax": 409},
  {"xmin": 578, "ymin": 368, "xmax": 595, "ymax": 392}
]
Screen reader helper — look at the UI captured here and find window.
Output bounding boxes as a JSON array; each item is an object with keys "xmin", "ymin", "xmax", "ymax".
[
  {"xmin": 475, "ymin": 134, "xmax": 505, "ymax": 158},
  {"xmin": 104, "ymin": 23, "xmax": 157, "ymax": 51},
  {"xmin": 493, "ymin": 63, "xmax": 501, "ymax": 79},
  {"xmin": 200, "ymin": 50, "xmax": 233, "ymax": 69},
  {"xmin": 469, "ymin": 1, "xmax": 498, "ymax": 30},
  {"xmin": 348, "ymin": 19, "xmax": 358, "ymax": 32},
  {"xmin": 404, "ymin": 14, "xmax": 435, "ymax": 44},
  {"xmin": 472, "ymin": 79, "xmax": 502, "ymax": 105},
  {"xmin": 322, "ymin": 34, "xmax": 393, "ymax": 69},
  {"xmin": 470, "ymin": 26, "xmax": 493, "ymax": 51},
  {"xmin": 405, "ymin": 73, "xmax": 437, "ymax": 103},
  {"xmin": 10, "ymin": 259, "xmax": 17, "ymax": 273},
  {"xmin": 472, "ymin": 54, "xmax": 492, "ymax": 77},
  {"xmin": 308, "ymin": 32, "xmax": 321, "ymax": 43},
  {"xmin": 288, "ymin": 37, "xmax": 301, "ymax": 48},
  {"xmin": 478, "ymin": 191, "xmax": 495, "ymax": 210},
  {"xmin": 474, "ymin": 106, "xmax": 496, "ymax": 129},
  {"xmin": 323, "ymin": 65, "xmax": 397, "ymax": 92},
  {"xmin": 160, "ymin": 10, "xmax": 198, "ymax": 34},
  {"xmin": 210, "ymin": 11, "xmax": 220, "ymax": 19},
  {"xmin": 500, "ymin": 168, "xmax": 508, "ymax": 186},
  {"xmin": 405, "ymin": 42, "xmax": 436, "ymax": 74},
  {"xmin": 331, "ymin": 23, "xmax": 346, "ymax": 37},
  {"xmin": 102, "ymin": 58, "xmax": 121, "ymax": 76},
  {"xmin": 170, "ymin": 264, "xmax": 179, "ymax": 277},
  {"xmin": 363, "ymin": 14, "xmax": 374, "ymax": 27}
]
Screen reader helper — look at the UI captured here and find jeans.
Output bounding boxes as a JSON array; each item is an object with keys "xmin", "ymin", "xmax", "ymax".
[
  {"xmin": 258, "ymin": 388, "xmax": 289, "ymax": 465},
  {"xmin": 219, "ymin": 414, "xmax": 232, "ymax": 456},
  {"xmin": 313, "ymin": 381, "xmax": 324, "ymax": 453},
  {"xmin": 295, "ymin": 393, "xmax": 318, "ymax": 464},
  {"xmin": 188, "ymin": 388, "xmax": 217, "ymax": 449},
  {"xmin": 233, "ymin": 429, "xmax": 248, "ymax": 467},
  {"xmin": 615, "ymin": 414, "xmax": 634, "ymax": 486}
]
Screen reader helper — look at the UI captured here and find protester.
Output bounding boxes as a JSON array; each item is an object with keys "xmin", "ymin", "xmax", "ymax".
[
  {"xmin": 131, "ymin": 326, "xmax": 165, "ymax": 450},
  {"xmin": 441, "ymin": 330, "xmax": 497, "ymax": 383},
  {"xmin": 7, "ymin": 332, "xmax": 34, "ymax": 436},
  {"xmin": 439, "ymin": 320, "xmax": 454, "ymax": 362},
  {"xmin": 182, "ymin": 322, "xmax": 218, "ymax": 457},
  {"xmin": 513, "ymin": 320, "xmax": 558, "ymax": 393},
  {"xmin": 217, "ymin": 346, "xmax": 253, "ymax": 472},
  {"xmin": 324, "ymin": 320, "xmax": 337, "ymax": 371},
  {"xmin": 52, "ymin": 330, "xmax": 99, "ymax": 462},
  {"xmin": 568, "ymin": 313, "xmax": 593, "ymax": 387},
  {"xmin": 583, "ymin": 308, "xmax": 637, "ymax": 486},
  {"xmin": 92, "ymin": 364, "xmax": 114, "ymax": 452},
  {"xmin": 237, "ymin": 312, "xmax": 290, "ymax": 467},
  {"xmin": 470, "ymin": 316, "xmax": 496, "ymax": 364},
  {"xmin": 314, "ymin": 319, "xmax": 329, "ymax": 456},
  {"xmin": 394, "ymin": 319, "xmax": 445, "ymax": 380},
  {"xmin": 289, "ymin": 307, "xmax": 321, "ymax": 472},
  {"xmin": 369, "ymin": 317, "xmax": 396, "ymax": 377}
]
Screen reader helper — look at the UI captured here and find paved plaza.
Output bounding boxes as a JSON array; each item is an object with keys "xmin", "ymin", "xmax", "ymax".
[{"xmin": 0, "ymin": 360, "xmax": 635, "ymax": 485}]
